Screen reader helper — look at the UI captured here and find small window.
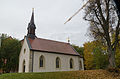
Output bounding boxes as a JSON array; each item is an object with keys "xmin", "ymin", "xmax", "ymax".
[
  {"xmin": 24, "ymin": 49, "xmax": 26, "ymax": 54},
  {"xmin": 56, "ymin": 57, "xmax": 60, "ymax": 68},
  {"xmin": 70, "ymin": 58, "xmax": 74, "ymax": 69},
  {"xmin": 39, "ymin": 55, "xmax": 44, "ymax": 67}
]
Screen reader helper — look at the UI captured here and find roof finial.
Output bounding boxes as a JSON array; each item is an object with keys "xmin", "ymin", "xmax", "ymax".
[
  {"xmin": 67, "ymin": 37, "xmax": 70, "ymax": 43},
  {"xmin": 32, "ymin": 8, "xmax": 34, "ymax": 13}
]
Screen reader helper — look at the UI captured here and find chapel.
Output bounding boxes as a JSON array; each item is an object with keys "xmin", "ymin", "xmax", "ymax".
[{"xmin": 18, "ymin": 9, "xmax": 84, "ymax": 72}]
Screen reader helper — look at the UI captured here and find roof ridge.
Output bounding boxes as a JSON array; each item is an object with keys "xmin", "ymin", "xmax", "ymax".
[{"xmin": 36, "ymin": 37, "xmax": 69, "ymax": 44}]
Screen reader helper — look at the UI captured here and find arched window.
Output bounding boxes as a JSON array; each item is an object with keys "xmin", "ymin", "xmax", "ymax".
[
  {"xmin": 39, "ymin": 55, "xmax": 45, "ymax": 67},
  {"xmin": 24, "ymin": 49, "xmax": 26, "ymax": 54},
  {"xmin": 56, "ymin": 57, "xmax": 60, "ymax": 68},
  {"xmin": 23, "ymin": 60, "xmax": 25, "ymax": 72},
  {"xmin": 70, "ymin": 58, "xmax": 74, "ymax": 69}
]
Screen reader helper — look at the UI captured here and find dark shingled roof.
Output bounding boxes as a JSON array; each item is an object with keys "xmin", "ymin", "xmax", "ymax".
[{"xmin": 26, "ymin": 37, "xmax": 80, "ymax": 56}]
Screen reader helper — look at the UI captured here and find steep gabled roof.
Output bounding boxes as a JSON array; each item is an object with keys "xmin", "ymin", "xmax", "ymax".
[{"xmin": 25, "ymin": 36, "xmax": 81, "ymax": 56}]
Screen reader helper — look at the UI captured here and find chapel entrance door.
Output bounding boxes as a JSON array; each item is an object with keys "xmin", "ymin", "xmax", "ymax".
[
  {"xmin": 23, "ymin": 65, "xmax": 25, "ymax": 72},
  {"xmin": 23, "ymin": 60, "xmax": 25, "ymax": 72}
]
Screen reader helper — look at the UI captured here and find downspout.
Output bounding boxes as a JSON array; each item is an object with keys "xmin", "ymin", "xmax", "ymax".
[{"xmin": 32, "ymin": 51, "xmax": 34, "ymax": 72}]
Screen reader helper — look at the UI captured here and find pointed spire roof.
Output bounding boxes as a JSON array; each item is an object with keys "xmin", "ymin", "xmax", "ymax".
[
  {"xmin": 30, "ymin": 8, "xmax": 34, "ymax": 24},
  {"xmin": 28, "ymin": 8, "xmax": 36, "ymax": 29}
]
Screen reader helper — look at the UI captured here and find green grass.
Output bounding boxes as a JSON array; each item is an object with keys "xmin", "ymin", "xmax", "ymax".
[{"xmin": 0, "ymin": 70, "xmax": 120, "ymax": 79}]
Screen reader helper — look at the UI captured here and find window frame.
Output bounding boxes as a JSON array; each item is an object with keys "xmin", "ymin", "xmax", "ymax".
[
  {"xmin": 39, "ymin": 55, "xmax": 45, "ymax": 68},
  {"xmin": 56, "ymin": 57, "xmax": 61, "ymax": 69}
]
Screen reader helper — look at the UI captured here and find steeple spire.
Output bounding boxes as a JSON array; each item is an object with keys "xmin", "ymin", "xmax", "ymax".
[
  {"xmin": 30, "ymin": 8, "xmax": 34, "ymax": 24},
  {"xmin": 27, "ymin": 8, "xmax": 36, "ymax": 39}
]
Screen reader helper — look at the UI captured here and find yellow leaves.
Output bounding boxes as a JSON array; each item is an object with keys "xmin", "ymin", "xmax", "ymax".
[
  {"xmin": 115, "ymin": 45, "xmax": 120, "ymax": 67},
  {"xmin": 83, "ymin": 40, "xmax": 107, "ymax": 69},
  {"xmin": 84, "ymin": 41, "xmax": 95, "ymax": 69}
]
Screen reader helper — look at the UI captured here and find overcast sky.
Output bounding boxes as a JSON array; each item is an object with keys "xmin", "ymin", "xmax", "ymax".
[{"xmin": 0, "ymin": 0, "xmax": 90, "ymax": 46}]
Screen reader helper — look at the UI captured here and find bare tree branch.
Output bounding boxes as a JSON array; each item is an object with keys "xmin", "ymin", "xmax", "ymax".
[
  {"xmin": 84, "ymin": 18, "xmax": 100, "ymax": 25},
  {"xmin": 112, "ymin": 20, "xmax": 120, "ymax": 50}
]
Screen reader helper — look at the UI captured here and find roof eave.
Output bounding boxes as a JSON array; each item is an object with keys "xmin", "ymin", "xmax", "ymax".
[
  {"xmin": 69, "ymin": 44, "xmax": 83, "ymax": 58},
  {"xmin": 30, "ymin": 49, "xmax": 80, "ymax": 57}
]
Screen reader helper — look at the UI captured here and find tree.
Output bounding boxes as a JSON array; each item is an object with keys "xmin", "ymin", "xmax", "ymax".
[
  {"xmin": 84, "ymin": 41, "xmax": 108, "ymax": 69},
  {"xmin": 0, "ymin": 46, "xmax": 1, "ymax": 68},
  {"xmin": 0, "ymin": 34, "xmax": 21, "ymax": 73},
  {"xmin": 115, "ymin": 46, "xmax": 120, "ymax": 68},
  {"xmin": 84, "ymin": 0, "xmax": 120, "ymax": 68},
  {"xmin": 84, "ymin": 41, "xmax": 94, "ymax": 69},
  {"xmin": 72, "ymin": 45, "xmax": 84, "ymax": 56},
  {"xmin": 93, "ymin": 47, "xmax": 108, "ymax": 69},
  {"xmin": 115, "ymin": 36, "xmax": 120, "ymax": 68},
  {"xmin": 113, "ymin": 0, "xmax": 120, "ymax": 19},
  {"xmin": 0, "ymin": 34, "xmax": 8, "ymax": 70}
]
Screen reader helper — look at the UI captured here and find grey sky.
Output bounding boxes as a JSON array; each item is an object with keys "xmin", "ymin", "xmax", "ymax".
[{"xmin": 0, "ymin": 0, "xmax": 90, "ymax": 46}]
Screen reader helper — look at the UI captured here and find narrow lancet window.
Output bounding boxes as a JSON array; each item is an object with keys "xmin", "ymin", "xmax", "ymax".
[
  {"xmin": 70, "ymin": 58, "xmax": 74, "ymax": 69},
  {"xmin": 40, "ymin": 55, "xmax": 44, "ymax": 67},
  {"xmin": 56, "ymin": 57, "xmax": 60, "ymax": 68}
]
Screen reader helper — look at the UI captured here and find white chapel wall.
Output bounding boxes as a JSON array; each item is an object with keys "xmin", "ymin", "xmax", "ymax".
[
  {"xmin": 33, "ymin": 51, "xmax": 84, "ymax": 72},
  {"xmin": 18, "ymin": 38, "xmax": 30, "ymax": 73}
]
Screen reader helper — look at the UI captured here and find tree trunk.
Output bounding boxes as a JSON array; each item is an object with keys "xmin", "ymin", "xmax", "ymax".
[{"xmin": 108, "ymin": 49, "xmax": 116, "ymax": 68}]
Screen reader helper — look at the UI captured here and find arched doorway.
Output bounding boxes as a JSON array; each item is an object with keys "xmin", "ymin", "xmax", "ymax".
[{"xmin": 23, "ymin": 60, "xmax": 25, "ymax": 72}]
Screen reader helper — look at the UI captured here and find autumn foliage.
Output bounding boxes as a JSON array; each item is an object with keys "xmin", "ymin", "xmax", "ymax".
[{"xmin": 83, "ymin": 41, "xmax": 108, "ymax": 69}]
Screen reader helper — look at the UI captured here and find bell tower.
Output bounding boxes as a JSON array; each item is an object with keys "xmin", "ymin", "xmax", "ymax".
[{"xmin": 27, "ymin": 8, "xmax": 36, "ymax": 39}]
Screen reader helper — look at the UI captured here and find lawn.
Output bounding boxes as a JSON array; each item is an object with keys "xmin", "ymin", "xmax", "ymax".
[{"xmin": 0, "ymin": 70, "xmax": 120, "ymax": 79}]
